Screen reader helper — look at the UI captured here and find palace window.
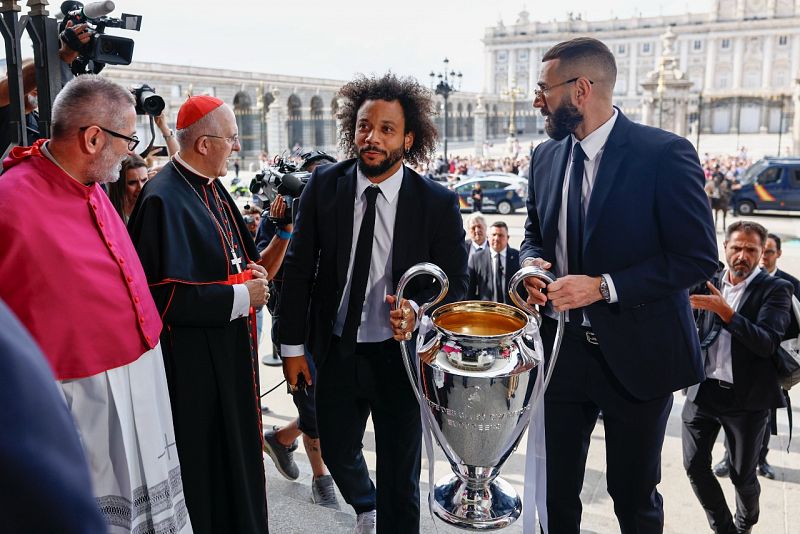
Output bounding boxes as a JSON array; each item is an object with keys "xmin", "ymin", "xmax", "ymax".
[
  {"xmin": 721, "ymin": 39, "xmax": 731, "ymax": 49},
  {"xmin": 778, "ymin": 35, "xmax": 788, "ymax": 46},
  {"xmin": 693, "ymin": 40, "xmax": 703, "ymax": 51},
  {"xmin": 641, "ymin": 42, "xmax": 651, "ymax": 54},
  {"xmin": 617, "ymin": 44, "xmax": 626, "ymax": 55}
]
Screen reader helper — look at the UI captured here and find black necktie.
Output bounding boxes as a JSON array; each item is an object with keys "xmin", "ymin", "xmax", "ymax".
[
  {"xmin": 340, "ymin": 186, "xmax": 380, "ymax": 352},
  {"xmin": 567, "ymin": 143, "xmax": 586, "ymax": 324},
  {"xmin": 494, "ymin": 253, "xmax": 504, "ymax": 304}
]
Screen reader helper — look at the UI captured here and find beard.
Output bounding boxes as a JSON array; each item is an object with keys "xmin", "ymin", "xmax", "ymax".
[
  {"xmin": 87, "ymin": 145, "xmax": 125, "ymax": 184},
  {"xmin": 357, "ymin": 144, "xmax": 404, "ymax": 178},
  {"xmin": 730, "ymin": 259, "xmax": 753, "ymax": 279},
  {"xmin": 542, "ymin": 95, "xmax": 584, "ymax": 141}
]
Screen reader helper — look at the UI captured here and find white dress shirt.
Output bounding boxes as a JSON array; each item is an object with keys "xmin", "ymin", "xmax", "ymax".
[
  {"xmin": 282, "ymin": 164, "xmax": 405, "ymax": 357},
  {"xmin": 172, "ymin": 154, "xmax": 250, "ymax": 321},
  {"xmin": 490, "ymin": 247, "xmax": 507, "ymax": 301},
  {"xmin": 705, "ymin": 267, "xmax": 762, "ymax": 384},
  {"xmin": 553, "ymin": 109, "xmax": 619, "ymax": 322}
]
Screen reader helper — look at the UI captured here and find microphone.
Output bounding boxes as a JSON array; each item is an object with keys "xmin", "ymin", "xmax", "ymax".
[
  {"xmin": 62, "ymin": 1, "xmax": 115, "ymax": 20},
  {"xmin": 82, "ymin": 1, "xmax": 115, "ymax": 19}
]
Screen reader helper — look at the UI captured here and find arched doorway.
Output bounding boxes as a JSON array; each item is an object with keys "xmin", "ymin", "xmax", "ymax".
[{"xmin": 233, "ymin": 91, "xmax": 255, "ymax": 154}]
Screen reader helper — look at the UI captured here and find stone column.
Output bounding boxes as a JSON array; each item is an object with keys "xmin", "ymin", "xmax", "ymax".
[
  {"xmin": 792, "ymin": 35, "xmax": 800, "ymax": 89},
  {"xmin": 732, "ymin": 37, "xmax": 744, "ymax": 90},
  {"xmin": 762, "ymin": 36, "xmax": 774, "ymax": 91},
  {"xmin": 506, "ymin": 49, "xmax": 516, "ymax": 93},
  {"xmin": 730, "ymin": 96, "xmax": 741, "ymax": 134},
  {"xmin": 759, "ymin": 99, "xmax": 770, "ymax": 134},
  {"xmin": 680, "ymin": 39, "xmax": 689, "ymax": 71},
  {"xmin": 674, "ymin": 96, "xmax": 688, "ymax": 137},
  {"xmin": 266, "ymin": 88, "xmax": 286, "ymax": 156},
  {"xmin": 704, "ymin": 38, "xmax": 717, "ymax": 91},
  {"xmin": 793, "ymin": 78, "xmax": 800, "ymax": 155},
  {"xmin": 628, "ymin": 40, "xmax": 639, "ymax": 97},
  {"xmin": 767, "ymin": 0, "xmax": 777, "ymax": 16},
  {"xmin": 641, "ymin": 96, "xmax": 654, "ymax": 126},
  {"xmin": 485, "ymin": 49, "xmax": 496, "ymax": 94},
  {"xmin": 528, "ymin": 47, "xmax": 539, "ymax": 95},
  {"xmin": 473, "ymin": 97, "xmax": 488, "ymax": 157}
]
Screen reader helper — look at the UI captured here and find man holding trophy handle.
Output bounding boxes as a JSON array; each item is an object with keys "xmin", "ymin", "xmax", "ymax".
[
  {"xmin": 520, "ymin": 37, "xmax": 718, "ymax": 533},
  {"xmin": 278, "ymin": 73, "xmax": 468, "ymax": 534}
]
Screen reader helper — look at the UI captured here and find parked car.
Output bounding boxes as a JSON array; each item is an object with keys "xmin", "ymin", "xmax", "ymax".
[
  {"xmin": 732, "ymin": 157, "xmax": 800, "ymax": 215},
  {"xmin": 453, "ymin": 176, "xmax": 527, "ymax": 215}
]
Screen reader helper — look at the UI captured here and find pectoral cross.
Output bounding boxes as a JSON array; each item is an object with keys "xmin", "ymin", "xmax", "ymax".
[{"xmin": 231, "ymin": 248, "xmax": 243, "ymax": 273}]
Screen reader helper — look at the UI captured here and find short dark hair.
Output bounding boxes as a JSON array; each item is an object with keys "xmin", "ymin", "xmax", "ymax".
[
  {"xmin": 490, "ymin": 221, "xmax": 509, "ymax": 233},
  {"xmin": 337, "ymin": 73, "xmax": 438, "ymax": 167},
  {"xmin": 542, "ymin": 37, "xmax": 617, "ymax": 83},
  {"xmin": 768, "ymin": 232, "xmax": 781, "ymax": 250},
  {"xmin": 726, "ymin": 220, "xmax": 768, "ymax": 246}
]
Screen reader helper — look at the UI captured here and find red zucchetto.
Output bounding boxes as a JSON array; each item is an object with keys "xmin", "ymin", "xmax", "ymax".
[{"xmin": 176, "ymin": 95, "xmax": 224, "ymax": 129}]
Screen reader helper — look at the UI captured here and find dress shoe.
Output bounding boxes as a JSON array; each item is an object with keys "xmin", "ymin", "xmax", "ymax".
[
  {"xmin": 757, "ymin": 461, "xmax": 775, "ymax": 479},
  {"xmin": 713, "ymin": 459, "xmax": 730, "ymax": 477},
  {"xmin": 354, "ymin": 510, "xmax": 376, "ymax": 534}
]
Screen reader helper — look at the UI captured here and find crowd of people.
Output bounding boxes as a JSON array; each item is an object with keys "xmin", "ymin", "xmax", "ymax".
[{"xmin": 1, "ymin": 34, "xmax": 798, "ymax": 534}]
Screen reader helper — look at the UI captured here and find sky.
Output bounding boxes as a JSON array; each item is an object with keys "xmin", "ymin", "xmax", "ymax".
[{"xmin": 18, "ymin": 0, "xmax": 712, "ymax": 92}]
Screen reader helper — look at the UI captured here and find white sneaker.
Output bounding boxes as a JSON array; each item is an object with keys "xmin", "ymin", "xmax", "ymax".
[{"xmin": 354, "ymin": 509, "xmax": 376, "ymax": 534}]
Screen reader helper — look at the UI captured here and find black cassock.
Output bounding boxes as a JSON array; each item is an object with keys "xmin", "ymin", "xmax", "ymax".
[{"xmin": 128, "ymin": 160, "xmax": 268, "ymax": 534}]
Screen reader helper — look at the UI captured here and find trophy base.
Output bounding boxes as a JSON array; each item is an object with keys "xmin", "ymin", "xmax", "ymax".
[{"xmin": 431, "ymin": 473, "xmax": 521, "ymax": 531}]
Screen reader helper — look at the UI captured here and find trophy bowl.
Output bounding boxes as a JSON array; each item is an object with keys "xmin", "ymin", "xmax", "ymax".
[{"xmin": 396, "ymin": 263, "xmax": 562, "ymax": 531}]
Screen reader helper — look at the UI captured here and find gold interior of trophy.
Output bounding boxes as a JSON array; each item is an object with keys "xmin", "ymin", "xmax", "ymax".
[{"xmin": 432, "ymin": 301, "xmax": 527, "ymax": 337}]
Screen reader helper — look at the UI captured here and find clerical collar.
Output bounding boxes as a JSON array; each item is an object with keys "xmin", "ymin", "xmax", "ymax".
[
  {"xmin": 40, "ymin": 141, "xmax": 91, "ymax": 188},
  {"xmin": 355, "ymin": 164, "xmax": 404, "ymax": 204},
  {"xmin": 173, "ymin": 153, "xmax": 215, "ymax": 184}
]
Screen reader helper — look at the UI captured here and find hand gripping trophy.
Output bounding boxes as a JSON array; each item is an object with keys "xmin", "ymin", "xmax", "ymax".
[{"xmin": 395, "ymin": 263, "xmax": 564, "ymax": 531}]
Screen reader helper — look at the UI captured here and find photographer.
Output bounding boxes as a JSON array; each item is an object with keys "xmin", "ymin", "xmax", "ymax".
[
  {"xmin": 0, "ymin": 21, "xmax": 91, "ymax": 153},
  {"xmin": 155, "ymin": 112, "xmax": 179, "ymax": 156},
  {"xmin": 257, "ymin": 150, "xmax": 341, "ymax": 509}
]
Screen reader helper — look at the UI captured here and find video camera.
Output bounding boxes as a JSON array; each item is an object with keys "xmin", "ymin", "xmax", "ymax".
[
  {"xmin": 249, "ymin": 156, "xmax": 310, "ymax": 227},
  {"xmin": 59, "ymin": 1, "xmax": 143, "ymax": 76}
]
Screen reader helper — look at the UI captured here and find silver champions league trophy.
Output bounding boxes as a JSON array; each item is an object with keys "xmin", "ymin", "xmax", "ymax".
[{"xmin": 395, "ymin": 263, "xmax": 564, "ymax": 530}]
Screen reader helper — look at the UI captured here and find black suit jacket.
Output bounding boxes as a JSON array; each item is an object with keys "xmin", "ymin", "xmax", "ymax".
[
  {"xmin": 520, "ymin": 110, "xmax": 719, "ymax": 400},
  {"xmin": 689, "ymin": 269, "xmax": 792, "ymax": 410},
  {"xmin": 776, "ymin": 268, "xmax": 800, "ymax": 339},
  {"xmin": 467, "ymin": 246, "xmax": 524, "ymax": 304},
  {"xmin": 279, "ymin": 160, "xmax": 468, "ymax": 364}
]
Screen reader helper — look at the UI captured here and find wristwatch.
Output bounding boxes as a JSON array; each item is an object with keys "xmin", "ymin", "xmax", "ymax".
[{"xmin": 599, "ymin": 275, "xmax": 611, "ymax": 303}]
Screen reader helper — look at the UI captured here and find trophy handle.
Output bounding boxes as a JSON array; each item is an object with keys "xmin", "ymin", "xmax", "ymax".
[
  {"xmin": 507, "ymin": 266, "xmax": 564, "ymax": 390},
  {"xmin": 394, "ymin": 262, "xmax": 449, "ymax": 402}
]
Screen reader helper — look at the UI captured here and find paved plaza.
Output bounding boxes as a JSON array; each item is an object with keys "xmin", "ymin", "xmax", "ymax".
[{"xmin": 258, "ymin": 209, "xmax": 800, "ymax": 533}]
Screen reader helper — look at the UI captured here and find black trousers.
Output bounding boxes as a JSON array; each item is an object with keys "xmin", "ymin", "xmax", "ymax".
[
  {"xmin": 541, "ymin": 319, "xmax": 672, "ymax": 534},
  {"xmin": 316, "ymin": 337, "xmax": 421, "ymax": 534},
  {"xmin": 681, "ymin": 381, "xmax": 769, "ymax": 534}
]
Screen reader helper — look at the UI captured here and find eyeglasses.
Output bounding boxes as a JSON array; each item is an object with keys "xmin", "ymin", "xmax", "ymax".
[
  {"xmin": 533, "ymin": 77, "xmax": 594, "ymax": 100},
  {"xmin": 80, "ymin": 125, "xmax": 139, "ymax": 151},
  {"xmin": 203, "ymin": 133, "xmax": 240, "ymax": 145}
]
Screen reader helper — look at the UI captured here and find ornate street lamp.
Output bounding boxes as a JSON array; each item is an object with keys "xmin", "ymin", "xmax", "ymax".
[
  {"xmin": 503, "ymin": 79, "xmax": 525, "ymax": 137},
  {"xmin": 430, "ymin": 58, "xmax": 462, "ymax": 161}
]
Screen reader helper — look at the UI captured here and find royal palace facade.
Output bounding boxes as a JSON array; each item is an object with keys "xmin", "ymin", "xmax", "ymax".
[
  {"xmin": 100, "ymin": 0, "xmax": 800, "ymax": 159},
  {"xmin": 484, "ymin": 0, "xmax": 800, "ymax": 147}
]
